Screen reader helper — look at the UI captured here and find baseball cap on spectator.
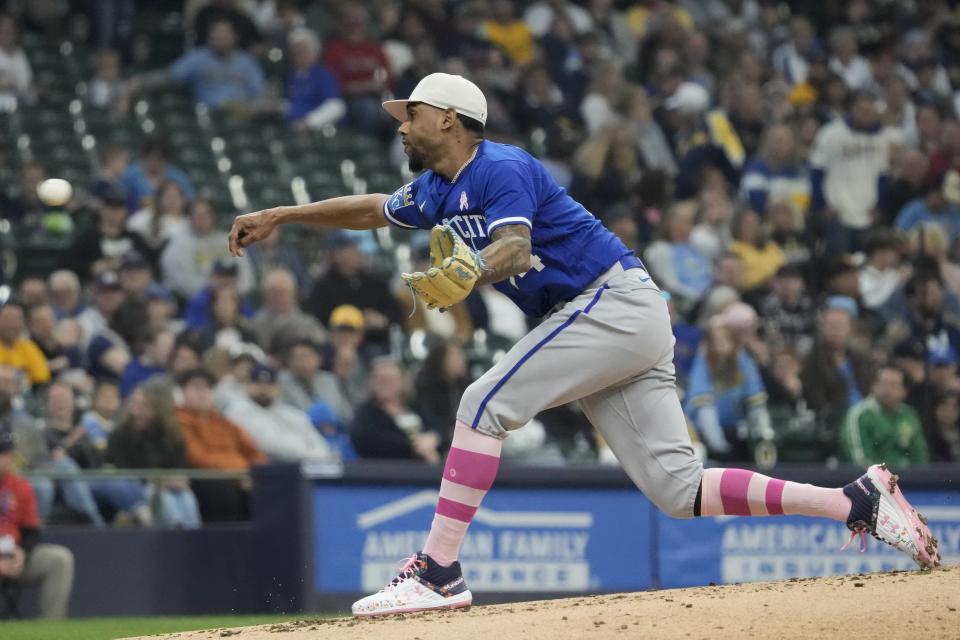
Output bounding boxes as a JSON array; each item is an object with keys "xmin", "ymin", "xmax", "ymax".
[
  {"xmin": 928, "ymin": 344, "xmax": 958, "ymax": 367},
  {"xmin": 101, "ymin": 185, "xmax": 127, "ymax": 208},
  {"xmin": 229, "ymin": 342, "xmax": 265, "ymax": 364},
  {"xmin": 382, "ymin": 72, "xmax": 488, "ymax": 126},
  {"xmin": 119, "ymin": 250, "xmax": 149, "ymax": 272},
  {"xmin": 145, "ymin": 283, "xmax": 173, "ymax": 302},
  {"xmin": 825, "ymin": 295, "xmax": 859, "ymax": 318},
  {"xmin": 664, "ymin": 82, "xmax": 710, "ymax": 115},
  {"xmin": 712, "ymin": 301, "xmax": 758, "ymax": 332},
  {"xmin": 329, "ymin": 304, "xmax": 364, "ymax": 331},
  {"xmin": 788, "ymin": 82, "xmax": 817, "ymax": 106},
  {"xmin": 176, "ymin": 368, "xmax": 215, "ymax": 388},
  {"xmin": 96, "ymin": 270, "xmax": 123, "ymax": 291},
  {"xmin": 212, "ymin": 258, "xmax": 239, "ymax": 277},
  {"xmin": 250, "ymin": 362, "xmax": 277, "ymax": 384}
]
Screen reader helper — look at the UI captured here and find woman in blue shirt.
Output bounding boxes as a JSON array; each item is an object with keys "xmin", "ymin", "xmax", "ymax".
[{"xmin": 684, "ymin": 323, "xmax": 771, "ymax": 461}]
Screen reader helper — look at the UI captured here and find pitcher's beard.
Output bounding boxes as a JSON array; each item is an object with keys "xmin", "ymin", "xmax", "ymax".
[{"xmin": 406, "ymin": 148, "xmax": 426, "ymax": 173}]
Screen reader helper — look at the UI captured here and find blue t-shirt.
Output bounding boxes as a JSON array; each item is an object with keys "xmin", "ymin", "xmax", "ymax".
[
  {"xmin": 287, "ymin": 64, "xmax": 341, "ymax": 122},
  {"xmin": 120, "ymin": 162, "xmax": 195, "ymax": 213},
  {"xmin": 685, "ymin": 349, "xmax": 767, "ymax": 431},
  {"xmin": 895, "ymin": 197, "xmax": 960, "ymax": 241},
  {"xmin": 383, "ymin": 141, "xmax": 633, "ymax": 317},
  {"xmin": 169, "ymin": 47, "xmax": 266, "ymax": 108}
]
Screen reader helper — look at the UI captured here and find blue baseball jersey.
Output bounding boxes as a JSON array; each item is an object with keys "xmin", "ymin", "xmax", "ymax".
[{"xmin": 383, "ymin": 141, "xmax": 633, "ymax": 317}]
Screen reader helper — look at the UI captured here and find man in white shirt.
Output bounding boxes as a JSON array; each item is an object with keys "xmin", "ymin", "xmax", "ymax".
[{"xmin": 810, "ymin": 90, "xmax": 903, "ymax": 254}]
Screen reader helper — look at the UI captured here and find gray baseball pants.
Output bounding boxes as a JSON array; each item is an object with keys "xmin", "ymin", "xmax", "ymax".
[{"xmin": 457, "ymin": 261, "xmax": 704, "ymax": 518}]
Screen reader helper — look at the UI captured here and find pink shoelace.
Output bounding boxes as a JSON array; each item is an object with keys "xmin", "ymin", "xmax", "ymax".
[
  {"xmin": 841, "ymin": 528, "xmax": 869, "ymax": 553},
  {"xmin": 384, "ymin": 555, "xmax": 421, "ymax": 590}
]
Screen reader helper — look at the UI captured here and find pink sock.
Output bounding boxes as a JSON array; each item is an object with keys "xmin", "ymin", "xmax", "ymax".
[
  {"xmin": 422, "ymin": 422, "xmax": 502, "ymax": 567},
  {"xmin": 700, "ymin": 468, "xmax": 851, "ymax": 521}
]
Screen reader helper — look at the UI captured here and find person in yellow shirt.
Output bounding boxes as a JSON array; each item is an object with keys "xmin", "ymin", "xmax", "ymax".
[
  {"xmin": 0, "ymin": 301, "xmax": 51, "ymax": 387},
  {"xmin": 729, "ymin": 209, "xmax": 785, "ymax": 293},
  {"xmin": 483, "ymin": 0, "xmax": 534, "ymax": 66}
]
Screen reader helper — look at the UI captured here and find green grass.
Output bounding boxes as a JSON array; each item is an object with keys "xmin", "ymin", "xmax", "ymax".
[{"xmin": 0, "ymin": 614, "xmax": 330, "ymax": 640}]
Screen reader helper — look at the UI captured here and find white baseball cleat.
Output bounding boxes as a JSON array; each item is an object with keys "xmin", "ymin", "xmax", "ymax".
[
  {"xmin": 351, "ymin": 551, "xmax": 473, "ymax": 617},
  {"xmin": 841, "ymin": 463, "xmax": 941, "ymax": 569}
]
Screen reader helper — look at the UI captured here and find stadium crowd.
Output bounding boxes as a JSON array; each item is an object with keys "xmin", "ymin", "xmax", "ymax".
[{"xmin": 0, "ymin": 0, "xmax": 958, "ymax": 543}]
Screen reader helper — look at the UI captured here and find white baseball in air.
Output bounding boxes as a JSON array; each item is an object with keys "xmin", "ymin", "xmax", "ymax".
[{"xmin": 36, "ymin": 178, "xmax": 73, "ymax": 207}]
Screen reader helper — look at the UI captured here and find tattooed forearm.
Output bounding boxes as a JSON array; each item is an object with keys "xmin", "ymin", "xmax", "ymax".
[{"xmin": 476, "ymin": 224, "xmax": 532, "ymax": 285}]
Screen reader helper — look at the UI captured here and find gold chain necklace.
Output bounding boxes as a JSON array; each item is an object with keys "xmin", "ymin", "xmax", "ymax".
[{"xmin": 451, "ymin": 143, "xmax": 480, "ymax": 183}]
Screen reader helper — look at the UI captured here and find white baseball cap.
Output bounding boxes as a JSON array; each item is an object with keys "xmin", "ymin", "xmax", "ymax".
[
  {"xmin": 382, "ymin": 73, "xmax": 487, "ymax": 126},
  {"xmin": 664, "ymin": 81, "xmax": 710, "ymax": 115}
]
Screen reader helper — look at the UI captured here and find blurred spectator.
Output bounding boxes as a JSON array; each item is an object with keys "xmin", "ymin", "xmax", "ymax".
[
  {"xmin": 483, "ymin": 0, "xmax": 534, "ymax": 66},
  {"xmin": 162, "ymin": 201, "xmax": 254, "ymax": 301},
  {"xmin": 579, "ymin": 62, "xmax": 624, "ymax": 136},
  {"xmin": 689, "ymin": 188, "xmax": 735, "ymax": 264},
  {"xmin": 324, "ymin": 305, "xmax": 370, "ymax": 408},
  {"xmin": 0, "ymin": 366, "xmax": 48, "ymax": 510},
  {"xmin": 684, "ymin": 323, "xmax": 770, "ymax": 461},
  {"xmin": 221, "ymin": 362, "xmax": 334, "ymax": 462},
  {"xmin": 137, "ymin": 19, "xmax": 267, "ymax": 110},
  {"xmin": 43, "ymin": 382, "xmax": 151, "ymax": 527},
  {"xmin": 307, "ymin": 401, "xmax": 357, "ymax": 463},
  {"xmin": 524, "ymin": 0, "xmax": 593, "ymax": 37},
  {"xmin": 350, "ymin": 358, "xmax": 439, "ymax": 464},
  {"xmin": 277, "ymin": 338, "xmax": 352, "ymax": 422},
  {"xmin": 0, "ymin": 429, "xmax": 74, "ymax": 620},
  {"xmin": 809, "ymin": 90, "xmax": 903, "ymax": 254},
  {"xmin": 894, "ymin": 171, "xmax": 960, "ymax": 243},
  {"xmin": 119, "ymin": 138, "xmax": 194, "ymax": 214},
  {"xmin": 117, "ymin": 250, "xmax": 155, "ymax": 298},
  {"xmin": 144, "ymin": 284, "xmax": 183, "ymax": 336},
  {"xmin": 0, "ymin": 14, "xmax": 33, "ymax": 103},
  {"xmin": 928, "ymin": 390, "xmax": 960, "ymax": 462},
  {"xmin": 644, "ymin": 201, "xmax": 713, "ymax": 310},
  {"xmin": 194, "ymin": 287, "xmax": 256, "ymax": 353},
  {"xmin": 758, "ymin": 265, "xmax": 816, "ymax": 357},
  {"xmin": 17, "ymin": 277, "xmax": 47, "ymax": 307},
  {"xmin": 321, "ymin": 6, "xmax": 392, "ymax": 131},
  {"xmin": 250, "ymin": 268, "xmax": 326, "ymax": 355},
  {"xmin": 308, "ymin": 232, "xmax": 402, "ymax": 352},
  {"xmin": 75, "ymin": 272, "xmax": 131, "ymax": 380},
  {"xmin": 828, "ymin": 26, "xmax": 871, "ymax": 90},
  {"xmin": 739, "ymin": 124, "xmax": 811, "ymax": 222},
  {"xmin": 859, "ymin": 230, "xmax": 907, "ymax": 315},
  {"xmin": 90, "ymin": 145, "xmax": 131, "ymax": 204},
  {"xmin": 79, "ymin": 380, "xmax": 120, "ymax": 449},
  {"xmin": 801, "ymin": 302, "xmax": 873, "ymax": 430},
  {"xmin": 885, "ymin": 271, "xmax": 960, "ymax": 359},
  {"xmin": 728, "ymin": 209, "xmax": 785, "ymax": 295},
  {"xmin": 175, "ymin": 369, "xmax": 265, "ymax": 522},
  {"xmin": 622, "ymin": 86, "xmax": 676, "ymax": 177},
  {"xmin": 513, "ymin": 63, "xmax": 575, "ymax": 139},
  {"xmin": 48, "ymin": 270, "xmax": 83, "ymax": 320},
  {"xmin": 909, "ymin": 223, "xmax": 960, "ymax": 301},
  {"xmin": 66, "ymin": 187, "xmax": 153, "ymax": 282},
  {"xmin": 572, "ymin": 124, "xmax": 640, "ymax": 212},
  {"xmin": 167, "ymin": 336, "xmax": 202, "ymax": 381},
  {"xmin": 182, "ymin": 258, "xmax": 254, "ymax": 333},
  {"xmin": 0, "ymin": 300, "xmax": 50, "ymax": 388},
  {"xmin": 764, "ymin": 348, "xmax": 806, "ymax": 407},
  {"xmin": 841, "ymin": 366, "xmax": 929, "ymax": 467},
  {"xmin": 126, "ymin": 180, "xmax": 191, "ymax": 253},
  {"xmin": 285, "ymin": 27, "xmax": 345, "ymax": 130},
  {"xmin": 414, "ymin": 339, "xmax": 469, "ymax": 447},
  {"xmin": 25, "ymin": 302, "xmax": 79, "ymax": 378},
  {"xmin": 107, "ymin": 379, "xmax": 201, "ymax": 529},
  {"xmin": 0, "ymin": 161, "xmax": 45, "ymax": 223},
  {"xmin": 772, "ymin": 15, "xmax": 818, "ymax": 86},
  {"xmin": 192, "ymin": 0, "xmax": 261, "ymax": 51},
  {"xmin": 244, "ymin": 228, "xmax": 309, "ymax": 295},
  {"xmin": 120, "ymin": 329, "xmax": 173, "ymax": 398},
  {"xmin": 86, "ymin": 49, "xmax": 124, "ymax": 111}
]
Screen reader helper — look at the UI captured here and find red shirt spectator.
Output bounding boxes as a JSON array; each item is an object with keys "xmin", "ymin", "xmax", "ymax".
[
  {"xmin": 321, "ymin": 7, "xmax": 391, "ymax": 99},
  {"xmin": 0, "ymin": 466, "xmax": 39, "ymax": 546}
]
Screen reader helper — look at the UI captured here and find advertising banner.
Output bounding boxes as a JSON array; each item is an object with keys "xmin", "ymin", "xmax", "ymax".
[
  {"xmin": 311, "ymin": 485, "xmax": 655, "ymax": 593},
  {"xmin": 658, "ymin": 490, "xmax": 960, "ymax": 588}
]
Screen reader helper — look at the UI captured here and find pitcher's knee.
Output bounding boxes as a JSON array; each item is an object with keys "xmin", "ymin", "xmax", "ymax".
[
  {"xmin": 649, "ymin": 462, "xmax": 703, "ymax": 519},
  {"xmin": 457, "ymin": 381, "xmax": 511, "ymax": 438}
]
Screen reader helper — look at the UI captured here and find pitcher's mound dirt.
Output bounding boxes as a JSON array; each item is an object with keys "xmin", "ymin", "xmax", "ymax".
[{"xmin": 134, "ymin": 567, "xmax": 959, "ymax": 640}]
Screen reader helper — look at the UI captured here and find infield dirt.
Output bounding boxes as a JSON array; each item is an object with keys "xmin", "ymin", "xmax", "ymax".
[{"xmin": 131, "ymin": 566, "xmax": 959, "ymax": 640}]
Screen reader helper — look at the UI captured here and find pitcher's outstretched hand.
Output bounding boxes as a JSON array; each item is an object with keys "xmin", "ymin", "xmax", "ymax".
[{"xmin": 229, "ymin": 209, "xmax": 276, "ymax": 257}]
